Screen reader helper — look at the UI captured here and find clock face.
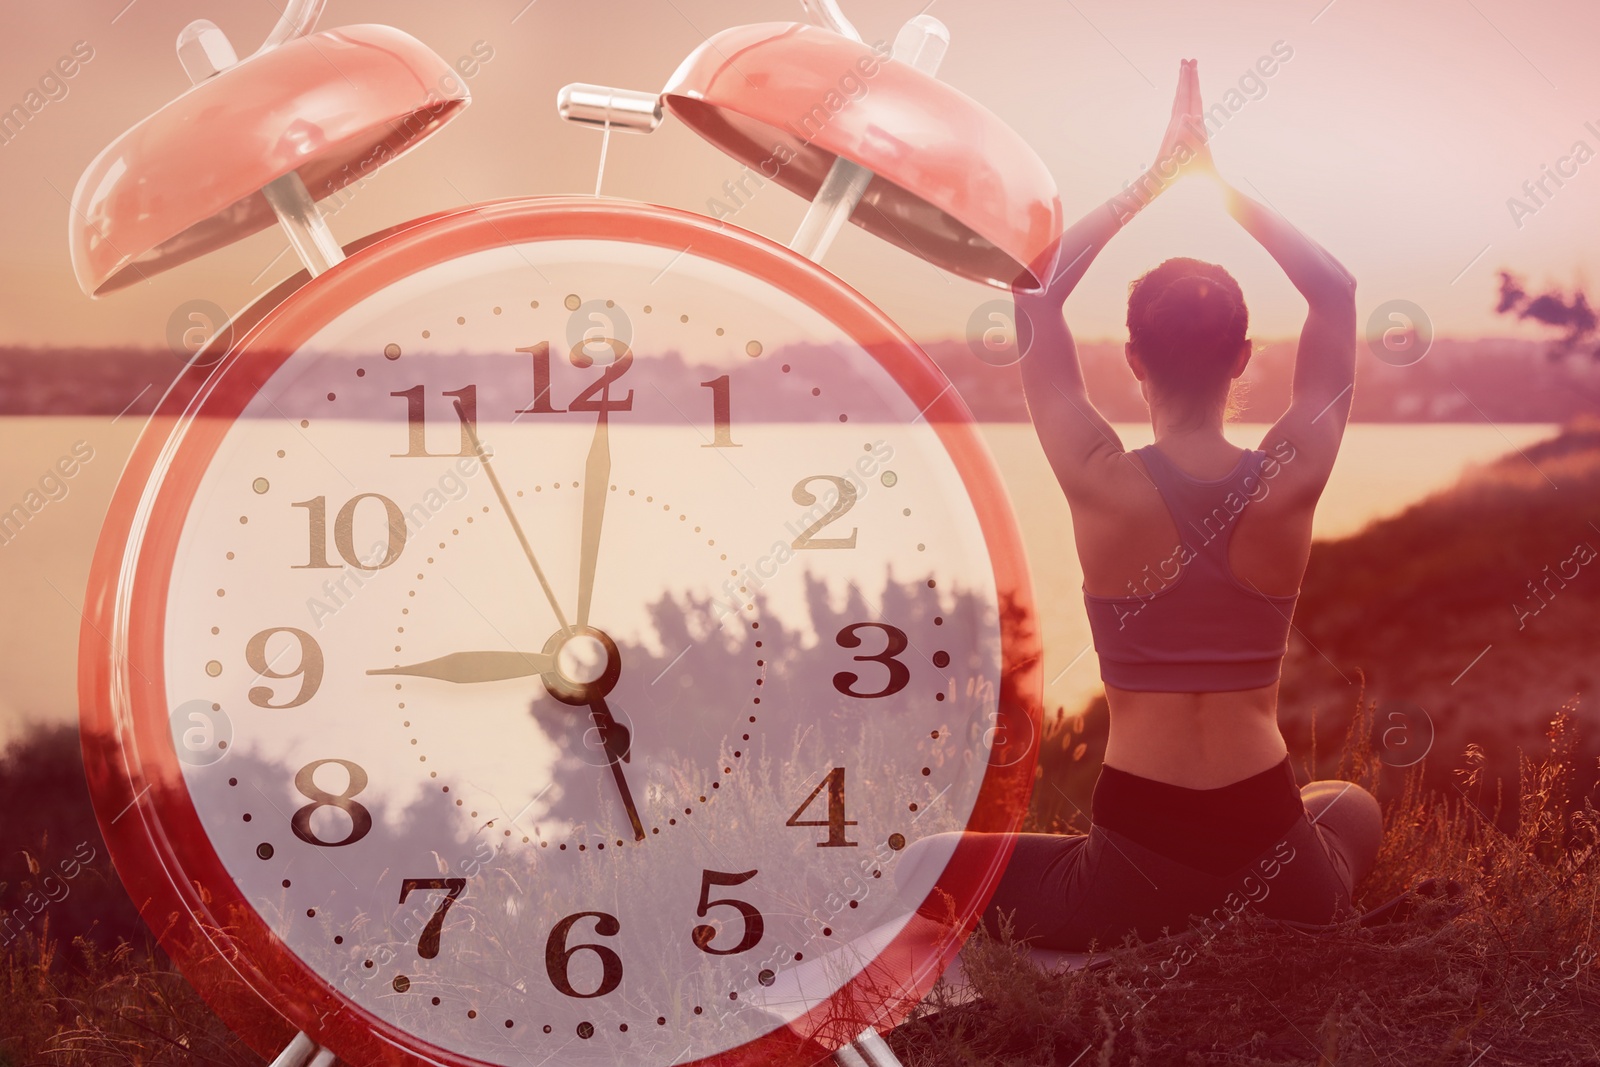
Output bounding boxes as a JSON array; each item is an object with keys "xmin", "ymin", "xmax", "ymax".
[{"xmin": 85, "ymin": 200, "xmax": 1037, "ymax": 1066}]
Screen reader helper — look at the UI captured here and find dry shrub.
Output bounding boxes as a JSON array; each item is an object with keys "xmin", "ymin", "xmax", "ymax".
[
  {"xmin": 890, "ymin": 698, "xmax": 1600, "ymax": 1067},
  {"xmin": 3, "ymin": 699, "xmax": 1596, "ymax": 1066},
  {"xmin": 0, "ymin": 922, "xmax": 262, "ymax": 1067}
]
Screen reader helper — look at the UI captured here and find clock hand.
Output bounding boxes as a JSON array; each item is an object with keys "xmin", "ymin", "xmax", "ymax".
[
  {"xmin": 460, "ymin": 409, "xmax": 573, "ymax": 634},
  {"xmin": 534, "ymin": 625, "xmax": 641, "ymax": 841},
  {"xmin": 367, "ymin": 650, "xmax": 555, "ymax": 683},
  {"xmin": 575, "ymin": 408, "xmax": 609, "ymax": 629},
  {"xmin": 589, "ymin": 695, "xmax": 645, "ymax": 842},
  {"xmin": 589, "ymin": 698, "xmax": 632, "ymax": 764}
]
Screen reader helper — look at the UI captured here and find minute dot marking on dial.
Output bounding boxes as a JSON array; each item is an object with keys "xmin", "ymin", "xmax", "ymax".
[
  {"xmin": 189, "ymin": 364, "xmax": 643, "ymax": 1038},
  {"xmin": 265, "ymin": 299, "xmax": 895, "ymax": 1030},
  {"xmin": 398, "ymin": 485, "xmax": 760, "ymax": 846}
]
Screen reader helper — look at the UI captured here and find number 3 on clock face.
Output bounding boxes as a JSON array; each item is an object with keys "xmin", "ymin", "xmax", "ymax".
[{"xmin": 83, "ymin": 199, "xmax": 1038, "ymax": 1066}]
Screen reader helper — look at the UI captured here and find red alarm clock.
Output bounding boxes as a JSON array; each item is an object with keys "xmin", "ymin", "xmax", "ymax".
[{"xmin": 71, "ymin": 2, "xmax": 1055, "ymax": 1063}]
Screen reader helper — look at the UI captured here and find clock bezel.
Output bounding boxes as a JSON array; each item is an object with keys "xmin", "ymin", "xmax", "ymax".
[{"xmin": 78, "ymin": 196, "xmax": 1041, "ymax": 1066}]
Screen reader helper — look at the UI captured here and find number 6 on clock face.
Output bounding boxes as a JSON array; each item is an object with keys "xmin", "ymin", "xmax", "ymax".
[{"xmin": 83, "ymin": 200, "xmax": 1038, "ymax": 1066}]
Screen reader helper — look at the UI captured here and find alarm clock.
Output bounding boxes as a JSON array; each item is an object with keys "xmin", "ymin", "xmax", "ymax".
[{"xmin": 70, "ymin": 3, "xmax": 1055, "ymax": 1064}]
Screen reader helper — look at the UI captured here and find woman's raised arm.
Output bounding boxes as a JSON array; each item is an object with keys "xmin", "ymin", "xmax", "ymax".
[
  {"xmin": 1221, "ymin": 184, "xmax": 1358, "ymax": 503},
  {"xmin": 1019, "ymin": 59, "xmax": 1211, "ymax": 503}
]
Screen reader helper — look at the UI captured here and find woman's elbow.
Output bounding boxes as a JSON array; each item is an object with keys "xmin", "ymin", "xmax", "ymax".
[
  {"xmin": 1338, "ymin": 269, "xmax": 1358, "ymax": 300},
  {"xmin": 1311, "ymin": 274, "xmax": 1357, "ymax": 319}
]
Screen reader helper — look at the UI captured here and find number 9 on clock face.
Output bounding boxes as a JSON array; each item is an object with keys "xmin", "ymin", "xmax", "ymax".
[{"xmin": 86, "ymin": 201, "xmax": 1037, "ymax": 1065}]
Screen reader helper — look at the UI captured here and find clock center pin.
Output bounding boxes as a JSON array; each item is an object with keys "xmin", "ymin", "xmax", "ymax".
[
  {"xmin": 555, "ymin": 633, "xmax": 608, "ymax": 685},
  {"xmin": 540, "ymin": 625, "xmax": 623, "ymax": 705}
]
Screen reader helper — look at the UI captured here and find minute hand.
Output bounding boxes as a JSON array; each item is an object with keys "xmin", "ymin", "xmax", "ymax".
[{"xmin": 575, "ymin": 408, "xmax": 610, "ymax": 628}]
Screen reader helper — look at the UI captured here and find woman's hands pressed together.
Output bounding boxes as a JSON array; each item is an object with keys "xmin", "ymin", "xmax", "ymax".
[
  {"xmin": 1027, "ymin": 60, "xmax": 1216, "ymax": 308},
  {"xmin": 1152, "ymin": 58, "xmax": 1214, "ymax": 185}
]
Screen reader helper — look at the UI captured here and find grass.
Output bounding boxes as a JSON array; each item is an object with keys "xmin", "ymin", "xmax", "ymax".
[
  {"xmin": 0, "ymin": 726, "xmax": 261, "ymax": 1067},
  {"xmin": 887, "ymin": 695, "xmax": 1600, "ymax": 1067},
  {"xmin": 0, "ymin": 927, "xmax": 260, "ymax": 1067},
  {"xmin": 3, "ymin": 695, "xmax": 1597, "ymax": 1065}
]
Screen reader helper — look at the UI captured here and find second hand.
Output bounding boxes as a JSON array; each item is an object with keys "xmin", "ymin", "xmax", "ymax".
[{"xmin": 461, "ymin": 410, "xmax": 573, "ymax": 635}]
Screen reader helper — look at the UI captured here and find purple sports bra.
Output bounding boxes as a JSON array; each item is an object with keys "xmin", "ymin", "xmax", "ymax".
[{"xmin": 1083, "ymin": 444, "xmax": 1299, "ymax": 693}]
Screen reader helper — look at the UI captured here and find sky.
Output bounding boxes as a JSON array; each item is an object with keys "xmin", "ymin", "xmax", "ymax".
[{"xmin": 1, "ymin": 0, "xmax": 1597, "ymax": 348}]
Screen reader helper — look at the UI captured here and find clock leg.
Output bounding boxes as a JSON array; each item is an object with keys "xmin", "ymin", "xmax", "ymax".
[
  {"xmin": 267, "ymin": 1033, "xmax": 331, "ymax": 1067},
  {"xmin": 835, "ymin": 1028, "xmax": 906, "ymax": 1067}
]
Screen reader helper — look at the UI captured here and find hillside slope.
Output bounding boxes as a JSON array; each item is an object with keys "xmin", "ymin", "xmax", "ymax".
[{"xmin": 1281, "ymin": 418, "xmax": 1600, "ymax": 808}]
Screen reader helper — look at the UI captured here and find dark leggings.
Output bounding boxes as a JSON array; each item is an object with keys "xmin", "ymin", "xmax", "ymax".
[{"xmin": 903, "ymin": 763, "xmax": 1383, "ymax": 952}]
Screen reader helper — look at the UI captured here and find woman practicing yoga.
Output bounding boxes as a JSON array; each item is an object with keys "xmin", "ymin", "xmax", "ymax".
[{"xmin": 916, "ymin": 60, "xmax": 1383, "ymax": 950}]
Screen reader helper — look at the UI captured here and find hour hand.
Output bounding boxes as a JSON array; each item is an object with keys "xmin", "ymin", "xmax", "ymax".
[
  {"xmin": 589, "ymin": 701, "xmax": 632, "ymax": 764},
  {"xmin": 589, "ymin": 697, "xmax": 645, "ymax": 841},
  {"xmin": 367, "ymin": 651, "xmax": 554, "ymax": 683}
]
